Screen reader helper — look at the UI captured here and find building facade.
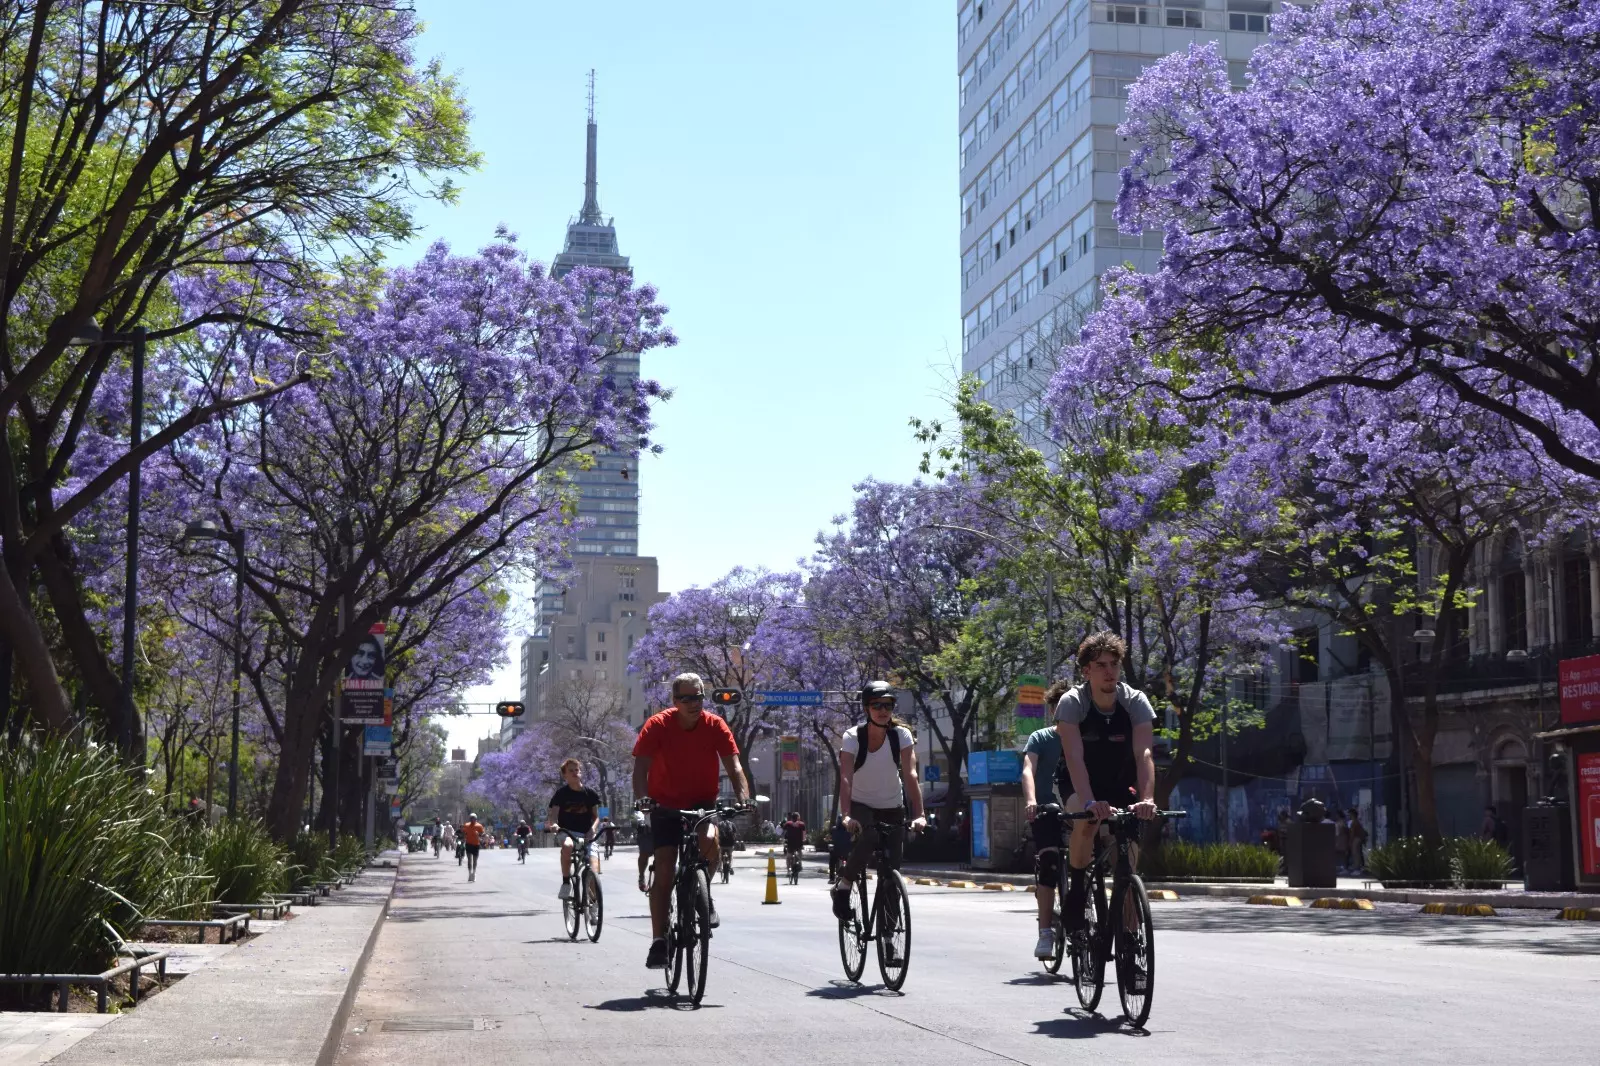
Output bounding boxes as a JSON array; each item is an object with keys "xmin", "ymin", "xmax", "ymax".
[
  {"xmin": 508, "ymin": 83, "xmax": 667, "ymax": 742},
  {"xmin": 958, "ymin": 0, "xmax": 1276, "ymax": 445}
]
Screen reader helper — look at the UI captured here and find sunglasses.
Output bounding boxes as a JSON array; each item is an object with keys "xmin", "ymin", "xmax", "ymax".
[
  {"xmin": 675, "ymin": 693, "xmax": 705, "ymax": 703},
  {"xmin": 868, "ymin": 700, "xmax": 896, "ymax": 710}
]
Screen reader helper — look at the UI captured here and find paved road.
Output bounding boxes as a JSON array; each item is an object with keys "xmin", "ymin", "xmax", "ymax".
[{"xmin": 335, "ymin": 848, "xmax": 1598, "ymax": 1065}]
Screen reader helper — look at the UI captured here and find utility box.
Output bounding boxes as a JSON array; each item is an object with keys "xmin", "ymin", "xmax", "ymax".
[
  {"xmin": 967, "ymin": 750, "xmax": 1022, "ymax": 785},
  {"xmin": 1524, "ymin": 802, "xmax": 1575, "ymax": 892},
  {"xmin": 967, "ymin": 782, "xmax": 1024, "ymax": 871},
  {"xmin": 1285, "ymin": 821, "xmax": 1337, "ymax": 888}
]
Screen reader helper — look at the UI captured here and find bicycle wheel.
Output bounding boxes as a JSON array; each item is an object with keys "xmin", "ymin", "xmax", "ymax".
[
  {"xmin": 1070, "ymin": 869, "xmax": 1107, "ymax": 1011},
  {"xmin": 664, "ymin": 873, "xmax": 683, "ymax": 993},
  {"xmin": 788, "ymin": 855, "xmax": 801, "ymax": 885},
  {"xmin": 837, "ymin": 875, "xmax": 868, "ymax": 982},
  {"xmin": 1043, "ymin": 890, "xmax": 1066, "ymax": 976},
  {"xmin": 1115, "ymin": 875, "xmax": 1155, "ymax": 1027},
  {"xmin": 562, "ymin": 872, "xmax": 581, "ymax": 940},
  {"xmin": 584, "ymin": 869, "xmax": 604, "ymax": 943},
  {"xmin": 875, "ymin": 870, "xmax": 912, "ymax": 991},
  {"xmin": 683, "ymin": 868, "xmax": 711, "ymax": 1004}
]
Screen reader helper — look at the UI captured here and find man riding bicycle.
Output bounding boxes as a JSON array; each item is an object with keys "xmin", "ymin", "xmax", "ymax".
[
  {"xmin": 781, "ymin": 811, "xmax": 807, "ymax": 867},
  {"xmin": 1055, "ymin": 632, "xmax": 1158, "ymax": 945},
  {"xmin": 545, "ymin": 758, "xmax": 601, "ymax": 899},
  {"xmin": 1022, "ymin": 680, "xmax": 1071, "ymax": 959},
  {"xmin": 632, "ymin": 672, "xmax": 749, "ymax": 970},
  {"xmin": 513, "ymin": 819, "xmax": 533, "ymax": 862},
  {"xmin": 830, "ymin": 681, "xmax": 926, "ymax": 920}
]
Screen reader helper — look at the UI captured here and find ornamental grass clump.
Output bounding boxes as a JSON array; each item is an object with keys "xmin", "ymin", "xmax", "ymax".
[
  {"xmin": 192, "ymin": 819, "xmax": 287, "ymax": 904},
  {"xmin": 1367, "ymin": 836, "xmax": 1454, "ymax": 888},
  {"xmin": 1143, "ymin": 840, "xmax": 1279, "ymax": 881},
  {"xmin": 0, "ymin": 736, "xmax": 182, "ymax": 982},
  {"xmin": 287, "ymin": 831, "xmax": 333, "ymax": 891},
  {"xmin": 1448, "ymin": 837, "xmax": 1513, "ymax": 888}
]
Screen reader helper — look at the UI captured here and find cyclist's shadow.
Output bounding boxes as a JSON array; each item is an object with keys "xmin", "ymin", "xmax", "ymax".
[
  {"xmin": 806, "ymin": 979, "xmax": 905, "ymax": 1001},
  {"xmin": 1032, "ymin": 1009, "xmax": 1153, "ymax": 1039},
  {"xmin": 587, "ymin": 989, "xmax": 725, "ymax": 1013}
]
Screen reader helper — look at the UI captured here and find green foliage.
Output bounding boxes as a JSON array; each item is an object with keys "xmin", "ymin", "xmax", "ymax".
[
  {"xmin": 1142, "ymin": 840, "xmax": 1279, "ymax": 881},
  {"xmin": 0, "ymin": 737, "xmax": 181, "ymax": 978},
  {"xmin": 287, "ymin": 831, "xmax": 333, "ymax": 891},
  {"xmin": 147, "ymin": 853, "xmax": 217, "ymax": 923},
  {"xmin": 1366, "ymin": 836, "xmax": 1455, "ymax": 887},
  {"xmin": 1448, "ymin": 837, "xmax": 1514, "ymax": 887},
  {"xmin": 192, "ymin": 819, "xmax": 288, "ymax": 904},
  {"xmin": 332, "ymin": 833, "xmax": 369, "ymax": 873}
]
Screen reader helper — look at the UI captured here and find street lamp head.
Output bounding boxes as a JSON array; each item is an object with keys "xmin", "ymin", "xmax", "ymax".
[
  {"xmin": 184, "ymin": 519, "xmax": 222, "ymax": 541},
  {"xmin": 67, "ymin": 321, "xmax": 104, "ymax": 346},
  {"xmin": 1504, "ymin": 648, "xmax": 1529, "ymax": 663},
  {"xmin": 1412, "ymin": 628, "xmax": 1436, "ymax": 643}
]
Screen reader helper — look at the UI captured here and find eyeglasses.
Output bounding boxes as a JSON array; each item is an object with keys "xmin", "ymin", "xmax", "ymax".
[{"xmin": 675, "ymin": 693, "xmax": 705, "ymax": 703}]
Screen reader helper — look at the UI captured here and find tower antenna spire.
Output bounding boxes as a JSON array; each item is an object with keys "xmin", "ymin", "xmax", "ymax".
[{"xmin": 580, "ymin": 69, "xmax": 602, "ymax": 224}]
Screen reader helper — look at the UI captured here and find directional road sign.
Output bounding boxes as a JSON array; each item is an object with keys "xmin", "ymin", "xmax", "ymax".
[{"xmin": 751, "ymin": 690, "xmax": 824, "ymax": 706}]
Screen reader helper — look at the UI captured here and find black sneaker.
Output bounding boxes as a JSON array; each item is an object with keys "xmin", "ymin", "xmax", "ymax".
[
  {"xmin": 645, "ymin": 938, "xmax": 669, "ymax": 969},
  {"xmin": 831, "ymin": 886, "xmax": 853, "ymax": 921},
  {"xmin": 707, "ymin": 899, "xmax": 720, "ymax": 930}
]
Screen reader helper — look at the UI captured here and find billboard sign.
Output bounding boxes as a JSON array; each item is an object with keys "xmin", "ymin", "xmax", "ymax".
[
  {"xmin": 779, "ymin": 735, "xmax": 801, "ymax": 781},
  {"xmin": 1559, "ymin": 655, "xmax": 1600, "ymax": 726},
  {"xmin": 363, "ymin": 725, "xmax": 392, "ymax": 757}
]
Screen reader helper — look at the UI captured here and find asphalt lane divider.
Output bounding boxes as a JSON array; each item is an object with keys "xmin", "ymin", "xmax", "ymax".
[
  {"xmin": 1148, "ymin": 889, "xmax": 1179, "ymax": 901},
  {"xmin": 1559, "ymin": 907, "xmax": 1599, "ymax": 921},
  {"xmin": 1247, "ymin": 894, "xmax": 1303, "ymax": 907},
  {"xmin": 1420, "ymin": 902, "xmax": 1496, "ymax": 916},
  {"xmin": 1311, "ymin": 897, "xmax": 1375, "ymax": 911},
  {"xmin": 945, "ymin": 880, "xmax": 978, "ymax": 889}
]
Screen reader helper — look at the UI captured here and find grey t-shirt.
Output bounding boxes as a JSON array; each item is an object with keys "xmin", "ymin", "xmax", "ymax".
[
  {"xmin": 1023, "ymin": 726, "xmax": 1062, "ymax": 802},
  {"xmin": 1054, "ymin": 682, "xmax": 1157, "ymax": 727}
]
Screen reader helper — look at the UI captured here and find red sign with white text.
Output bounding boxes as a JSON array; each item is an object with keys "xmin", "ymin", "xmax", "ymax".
[
  {"xmin": 1578, "ymin": 753, "xmax": 1600, "ymax": 879},
  {"xmin": 1559, "ymin": 655, "xmax": 1600, "ymax": 726}
]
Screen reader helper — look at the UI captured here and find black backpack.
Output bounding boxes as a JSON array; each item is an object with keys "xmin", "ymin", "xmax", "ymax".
[{"xmin": 850, "ymin": 721, "xmax": 902, "ymax": 771}]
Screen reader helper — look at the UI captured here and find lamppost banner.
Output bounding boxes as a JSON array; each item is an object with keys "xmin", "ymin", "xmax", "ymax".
[
  {"xmin": 342, "ymin": 628, "xmax": 390, "ymax": 725},
  {"xmin": 779, "ymin": 735, "xmax": 801, "ymax": 781}
]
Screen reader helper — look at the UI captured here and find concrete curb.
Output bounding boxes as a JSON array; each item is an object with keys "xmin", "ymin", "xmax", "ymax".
[{"xmin": 317, "ymin": 857, "xmax": 399, "ymax": 1066}]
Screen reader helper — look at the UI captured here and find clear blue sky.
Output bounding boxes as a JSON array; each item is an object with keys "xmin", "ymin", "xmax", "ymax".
[{"xmin": 401, "ymin": 2, "xmax": 958, "ymax": 753}]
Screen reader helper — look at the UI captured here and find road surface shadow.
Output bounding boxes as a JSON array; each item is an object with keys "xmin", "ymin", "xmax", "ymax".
[
  {"xmin": 587, "ymin": 990, "xmax": 723, "ymax": 1012},
  {"xmin": 805, "ymin": 980, "xmax": 905, "ymax": 1000},
  {"xmin": 1006, "ymin": 973, "xmax": 1064, "ymax": 986},
  {"xmin": 1158, "ymin": 902, "xmax": 1600, "ymax": 957},
  {"xmin": 1032, "ymin": 1009, "xmax": 1152, "ymax": 1040}
]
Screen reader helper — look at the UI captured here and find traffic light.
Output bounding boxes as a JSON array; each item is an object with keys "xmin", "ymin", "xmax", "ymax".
[
  {"xmin": 495, "ymin": 700, "xmax": 526, "ymax": 718},
  {"xmin": 711, "ymin": 689, "xmax": 742, "ymax": 707}
]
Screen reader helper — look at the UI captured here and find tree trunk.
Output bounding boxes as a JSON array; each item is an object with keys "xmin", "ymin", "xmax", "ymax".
[
  {"xmin": 0, "ymin": 564, "xmax": 72, "ymax": 732},
  {"xmin": 266, "ymin": 656, "xmax": 337, "ymax": 841}
]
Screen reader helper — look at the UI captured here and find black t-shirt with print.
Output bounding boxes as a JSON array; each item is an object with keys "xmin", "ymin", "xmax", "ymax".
[{"xmin": 549, "ymin": 785, "xmax": 602, "ymax": 834}]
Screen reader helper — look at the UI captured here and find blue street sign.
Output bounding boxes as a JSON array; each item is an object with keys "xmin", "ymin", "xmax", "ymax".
[
  {"xmin": 924, "ymin": 765, "xmax": 941, "ymax": 783},
  {"xmin": 751, "ymin": 690, "xmax": 824, "ymax": 706}
]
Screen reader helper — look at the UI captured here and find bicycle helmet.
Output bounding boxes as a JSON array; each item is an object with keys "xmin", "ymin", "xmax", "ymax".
[{"xmin": 860, "ymin": 680, "xmax": 894, "ymax": 703}]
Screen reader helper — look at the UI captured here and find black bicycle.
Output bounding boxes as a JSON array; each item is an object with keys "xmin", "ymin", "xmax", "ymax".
[
  {"xmin": 516, "ymin": 835, "xmax": 529, "ymax": 864},
  {"xmin": 785, "ymin": 846, "xmax": 803, "ymax": 885},
  {"xmin": 554, "ymin": 829, "xmax": 603, "ymax": 943},
  {"xmin": 718, "ymin": 839, "xmax": 733, "ymax": 884},
  {"xmin": 1049, "ymin": 804, "xmax": 1185, "ymax": 1028},
  {"xmin": 837, "ymin": 818, "xmax": 914, "ymax": 991},
  {"xmin": 653, "ymin": 803, "xmax": 750, "ymax": 1005}
]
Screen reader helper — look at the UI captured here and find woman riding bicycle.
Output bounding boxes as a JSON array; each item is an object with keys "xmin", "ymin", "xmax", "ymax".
[{"xmin": 829, "ymin": 681, "xmax": 926, "ymax": 920}]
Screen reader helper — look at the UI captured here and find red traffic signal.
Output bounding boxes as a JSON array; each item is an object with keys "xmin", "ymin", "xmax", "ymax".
[
  {"xmin": 711, "ymin": 689, "xmax": 741, "ymax": 707},
  {"xmin": 496, "ymin": 701, "xmax": 526, "ymax": 718}
]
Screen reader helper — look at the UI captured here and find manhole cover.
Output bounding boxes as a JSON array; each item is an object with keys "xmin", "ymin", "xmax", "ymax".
[{"xmin": 375, "ymin": 1017, "xmax": 487, "ymax": 1032}]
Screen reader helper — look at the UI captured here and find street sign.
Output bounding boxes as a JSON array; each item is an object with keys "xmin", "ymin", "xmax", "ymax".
[
  {"xmin": 363, "ymin": 725, "xmax": 392, "ymax": 757},
  {"xmin": 751, "ymin": 690, "xmax": 823, "ymax": 706},
  {"xmin": 1560, "ymin": 655, "xmax": 1600, "ymax": 726},
  {"xmin": 924, "ymin": 764, "xmax": 941, "ymax": 783},
  {"xmin": 383, "ymin": 781, "xmax": 400, "ymax": 796},
  {"xmin": 598, "ymin": 807, "xmax": 610, "ymax": 819}
]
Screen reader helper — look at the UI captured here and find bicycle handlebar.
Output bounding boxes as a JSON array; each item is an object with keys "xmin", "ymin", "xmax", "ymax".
[{"xmin": 1036, "ymin": 802, "xmax": 1187, "ymax": 821}]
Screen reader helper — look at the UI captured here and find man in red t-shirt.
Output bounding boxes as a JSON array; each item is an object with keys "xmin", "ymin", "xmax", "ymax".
[{"xmin": 632, "ymin": 671, "xmax": 749, "ymax": 970}]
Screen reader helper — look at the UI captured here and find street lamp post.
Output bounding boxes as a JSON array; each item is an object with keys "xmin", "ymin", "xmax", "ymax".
[
  {"xmin": 184, "ymin": 520, "xmax": 246, "ymax": 818},
  {"xmin": 69, "ymin": 323, "xmax": 146, "ymax": 759}
]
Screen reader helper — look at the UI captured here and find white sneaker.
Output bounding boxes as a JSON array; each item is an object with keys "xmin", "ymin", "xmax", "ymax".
[
  {"xmin": 1034, "ymin": 929, "xmax": 1056, "ymax": 959},
  {"xmin": 558, "ymin": 881, "xmax": 572, "ymax": 901}
]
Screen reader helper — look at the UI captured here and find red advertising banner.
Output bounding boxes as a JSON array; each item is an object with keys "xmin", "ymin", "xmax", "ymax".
[
  {"xmin": 1578, "ymin": 752, "xmax": 1600, "ymax": 879},
  {"xmin": 1559, "ymin": 655, "xmax": 1600, "ymax": 726}
]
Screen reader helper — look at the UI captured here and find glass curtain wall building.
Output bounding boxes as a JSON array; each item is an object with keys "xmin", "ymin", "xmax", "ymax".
[{"xmin": 957, "ymin": 0, "xmax": 1277, "ymax": 447}]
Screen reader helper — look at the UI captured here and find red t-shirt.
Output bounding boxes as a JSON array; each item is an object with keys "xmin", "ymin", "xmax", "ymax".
[{"xmin": 633, "ymin": 709, "xmax": 738, "ymax": 809}]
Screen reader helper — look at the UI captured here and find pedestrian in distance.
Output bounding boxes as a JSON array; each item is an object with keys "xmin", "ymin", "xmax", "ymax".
[
  {"xmin": 1333, "ymin": 809, "xmax": 1350, "ymax": 872},
  {"xmin": 1347, "ymin": 808, "xmax": 1367, "ymax": 870}
]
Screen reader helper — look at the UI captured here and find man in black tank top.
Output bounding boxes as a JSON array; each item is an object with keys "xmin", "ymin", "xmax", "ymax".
[{"xmin": 1055, "ymin": 632, "xmax": 1158, "ymax": 937}]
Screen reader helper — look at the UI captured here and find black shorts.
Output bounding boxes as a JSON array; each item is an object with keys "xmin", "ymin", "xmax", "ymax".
[
  {"xmin": 465, "ymin": 843, "xmax": 480, "ymax": 858},
  {"xmin": 650, "ymin": 802, "xmax": 714, "ymax": 853}
]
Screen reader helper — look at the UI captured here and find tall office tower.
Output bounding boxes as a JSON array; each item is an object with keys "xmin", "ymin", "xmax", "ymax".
[
  {"xmin": 510, "ymin": 75, "xmax": 666, "ymax": 743},
  {"xmin": 957, "ymin": 0, "xmax": 1275, "ymax": 444}
]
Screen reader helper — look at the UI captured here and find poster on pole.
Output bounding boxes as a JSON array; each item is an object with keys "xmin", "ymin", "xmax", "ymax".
[
  {"xmin": 363, "ymin": 725, "xmax": 392, "ymax": 757},
  {"xmin": 1014, "ymin": 674, "xmax": 1047, "ymax": 736},
  {"xmin": 779, "ymin": 735, "xmax": 801, "ymax": 781},
  {"xmin": 341, "ymin": 625, "xmax": 390, "ymax": 725},
  {"xmin": 1559, "ymin": 654, "xmax": 1600, "ymax": 726},
  {"xmin": 1578, "ymin": 752, "xmax": 1600, "ymax": 879}
]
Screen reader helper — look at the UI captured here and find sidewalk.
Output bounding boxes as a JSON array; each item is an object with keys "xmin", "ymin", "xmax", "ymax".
[
  {"xmin": 32, "ymin": 852, "xmax": 398, "ymax": 1066},
  {"xmin": 889, "ymin": 860, "xmax": 1600, "ymax": 911}
]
